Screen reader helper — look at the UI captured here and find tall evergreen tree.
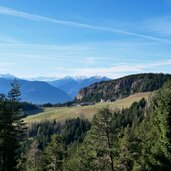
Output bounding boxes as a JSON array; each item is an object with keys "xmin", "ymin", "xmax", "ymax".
[
  {"xmin": 117, "ymin": 127, "xmax": 132, "ymax": 171},
  {"xmin": 44, "ymin": 135, "xmax": 65, "ymax": 171},
  {"xmin": 24, "ymin": 140, "xmax": 43, "ymax": 171},
  {"xmin": 74, "ymin": 107, "xmax": 116, "ymax": 171},
  {"xmin": 0, "ymin": 80, "xmax": 26, "ymax": 171}
]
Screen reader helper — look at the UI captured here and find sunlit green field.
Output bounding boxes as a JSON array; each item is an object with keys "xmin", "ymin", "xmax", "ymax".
[{"xmin": 24, "ymin": 92, "xmax": 152, "ymax": 123}]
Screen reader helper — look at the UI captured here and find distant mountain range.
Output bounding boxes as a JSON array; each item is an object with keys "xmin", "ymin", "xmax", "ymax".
[
  {"xmin": 27, "ymin": 76, "xmax": 59, "ymax": 82},
  {"xmin": 0, "ymin": 74, "xmax": 110, "ymax": 104},
  {"xmin": 48, "ymin": 76, "xmax": 110, "ymax": 98},
  {"xmin": 1, "ymin": 73, "xmax": 171, "ymax": 104},
  {"xmin": 0, "ymin": 74, "xmax": 16, "ymax": 79},
  {"xmin": 0, "ymin": 77, "xmax": 71, "ymax": 104},
  {"xmin": 27, "ymin": 76, "xmax": 88, "ymax": 82}
]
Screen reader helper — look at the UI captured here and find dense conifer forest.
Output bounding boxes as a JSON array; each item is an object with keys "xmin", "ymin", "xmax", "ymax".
[{"xmin": 1, "ymin": 80, "xmax": 171, "ymax": 170}]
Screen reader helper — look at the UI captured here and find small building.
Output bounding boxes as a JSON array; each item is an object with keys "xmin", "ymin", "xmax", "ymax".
[{"xmin": 100, "ymin": 99, "xmax": 105, "ymax": 103}]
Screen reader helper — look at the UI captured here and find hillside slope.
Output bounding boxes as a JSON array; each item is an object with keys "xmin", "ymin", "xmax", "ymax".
[
  {"xmin": 76, "ymin": 73, "xmax": 171, "ymax": 102},
  {"xmin": 24, "ymin": 92, "xmax": 151, "ymax": 123}
]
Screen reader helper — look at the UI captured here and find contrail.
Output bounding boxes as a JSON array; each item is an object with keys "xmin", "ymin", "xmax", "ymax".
[{"xmin": 0, "ymin": 5, "xmax": 169, "ymax": 43}]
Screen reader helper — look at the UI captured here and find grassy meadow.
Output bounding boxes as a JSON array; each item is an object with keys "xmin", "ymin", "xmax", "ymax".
[{"xmin": 24, "ymin": 92, "xmax": 152, "ymax": 123}]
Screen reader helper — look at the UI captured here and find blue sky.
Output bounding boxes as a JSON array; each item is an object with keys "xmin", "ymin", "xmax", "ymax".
[{"xmin": 0, "ymin": 0, "xmax": 171, "ymax": 78}]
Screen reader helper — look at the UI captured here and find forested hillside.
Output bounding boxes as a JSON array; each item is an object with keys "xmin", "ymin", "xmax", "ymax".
[
  {"xmin": 2, "ymin": 79, "xmax": 171, "ymax": 170},
  {"xmin": 76, "ymin": 73, "xmax": 171, "ymax": 102}
]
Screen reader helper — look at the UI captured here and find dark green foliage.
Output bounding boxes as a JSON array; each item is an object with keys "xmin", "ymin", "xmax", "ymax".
[
  {"xmin": 131, "ymin": 81, "xmax": 171, "ymax": 170},
  {"xmin": 21, "ymin": 102, "xmax": 39, "ymax": 112},
  {"xmin": 77, "ymin": 73, "xmax": 171, "ymax": 102},
  {"xmin": 42, "ymin": 101, "xmax": 75, "ymax": 107},
  {"xmin": 25, "ymin": 118, "xmax": 91, "ymax": 151},
  {"xmin": 81, "ymin": 108, "xmax": 115, "ymax": 171},
  {"xmin": 66, "ymin": 82, "xmax": 171, "ymax": 170},
  {"xmin": 63, "ymin": 118, "xmax": 91, "ymax": 145},
  {"xmin": 65, "ymin": 101, "xmax": 147, "ymax": 171},
  {"xmin": 5, "ymin": 79, "xmax": 171, "ymax": 171},
  {"xmin": 21, "ymin": 102, "xmax": 43, "ymax": 116},
  {"xmin": 44, "ymin": 135, "xmax": 65, "ymax": 171},
  {"xmin": 0, "ymin": 80, "xmax": 26, "ymax": 171},
  {"xmin": 116, "ymin": 127, "xmax": 133, "ymax": 171},
  {"xmin": 27, "ymin": 120, "xmax": 61, "ymax": 150},
  {"xmin": 20, "ymin": 118, "xmax": 91, "ymax": 170}
]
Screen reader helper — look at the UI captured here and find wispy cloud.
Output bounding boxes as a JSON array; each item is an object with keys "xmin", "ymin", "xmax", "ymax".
[
  {"xmin": 0, "ymin": 42, "xmax": 93, "ymax": 51},
  {"xmin": 52, "ymin": 59, "xmax": 171, "ymax": 78},
  {"xmin": 0, "ymin": 5, "xmax": 170, "ymax": 43},
  {"xmin": 148, "ymin": 60, "xmax": 171, "ymax": 67},
  {"xmin": 142, "ymin": 16, "xmax": 171, "ymax": 36},
  {"xmin": 0, "ymin": 62, "xmax": 15, "ymax": 71},
  {"xmin": 0, "ymin": 34, "xmax": 20, "ymax": 44}
]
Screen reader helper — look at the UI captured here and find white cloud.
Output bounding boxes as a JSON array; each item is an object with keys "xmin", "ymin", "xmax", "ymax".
[
  {"xmin": 52, "ymin": 59, "xmax": 171, "ymax": 78},
  {"xmin": 0, "ymin": 5, "xmax": 170, "ymax": 43},
  {"xmin": 148, "ymin": 60, "xmax": 171, "ymax": 67}
]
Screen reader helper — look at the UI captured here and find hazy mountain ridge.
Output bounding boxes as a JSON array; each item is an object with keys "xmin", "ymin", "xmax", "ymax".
[
  {"xmin": 76, "ymin": 73, "xmax": 171, "ymax": 102},
  {"xmin": 0, "ymin": 74, "xmax": 16, "ymax": 79},
  {"xmin": 26, "ymin": 76, "xmax": 59, "ymax": 82},
  {"xmin": 26, "ymin": 76, "xmax": 88, "ymax": 82},
  {"xmin": 0, "ymin": 78, "xmax": 72, "ymax": 104},
  {"xmin": 49, "ymin": 76, "xmax": 110, "ymax": 98},
  {"xmin": 0, "ymin": 75, "xmax": 110, "ymax": 104}
]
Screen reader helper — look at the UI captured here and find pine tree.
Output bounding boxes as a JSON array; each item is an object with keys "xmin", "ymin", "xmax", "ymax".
[
  {"xmin": 0, "ymin": 94, "xmax": 8, "ymax": 170},
  {"xmin": 117, "ymin": 127, "xmax": 132, "ymax": 171},
  {"xmin": 131, "ymin": 81, "xmax": 171, "ymax": 170},
  {"xmin": 0, "ymin": 80, "xmax": 26, "ymax": 171},
  {"xmin": 25, "ymin": 140, "xmax": 43, "ymax": 171},
  {"xmin": 77, "ymin": 107, "xmax": 116, "ymax": 171},
  {"xmin": 44, "ymin": 135, "xmax": 64, "ymax": 171}
]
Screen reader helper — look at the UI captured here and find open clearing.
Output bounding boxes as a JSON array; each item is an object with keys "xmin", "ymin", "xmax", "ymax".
[{"xmin": 24, "ymin": 92, "xmax": 152, "ymax": 123}]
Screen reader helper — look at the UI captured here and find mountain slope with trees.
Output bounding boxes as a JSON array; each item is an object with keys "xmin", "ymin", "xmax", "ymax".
[
  {"xmin": 76, "ymin": 73, "xmax": 171, "ymax": 102},
  {"xmin": 17, "ymin": 80, "xmax": 171, "ymax": 170},
  {"xmin": 64, "ymin": 81, "xmax": 171, "ymax": 170},
  {"xmin": 2, "ymin": 76, "xmax": 171, "ymax": 170}
]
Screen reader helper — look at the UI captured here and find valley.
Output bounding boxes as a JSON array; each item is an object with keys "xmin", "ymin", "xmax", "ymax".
[{"xmin": 1, "ymin": 1, "xmax": 171, "ymax": 170}]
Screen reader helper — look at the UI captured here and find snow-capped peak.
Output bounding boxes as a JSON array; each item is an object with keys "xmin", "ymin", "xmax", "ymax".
[{"xmin": 26, "ymin": 76, "xmax": 59, "ymax": 81}]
